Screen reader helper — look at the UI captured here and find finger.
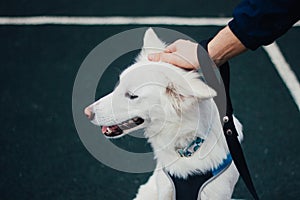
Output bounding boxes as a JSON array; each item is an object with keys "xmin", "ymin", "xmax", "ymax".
[
  {"xmin": 148, "ymin": 52, "xmax": 194, "ymax": 69},
  {"xmin": 162, "ymin": 53, "xmax": 197, "ymax": 69},
  {"xmin": 159, "ymin": 53, "xmax": 178, "ymax": 65},
  {"xmin": 148, "ymin": 52, "xmax": 174, "ymax": 64},
  {"xmin": 159, "ymin": 53, "xmax": 189, "ymax": 68},
  {"xmin": 164, "ymin": 43, "xmax": 177, "ymax": 53},
  {"xmin": 148, "ymin": 53, "xmax": 161, "ymax": 62}
]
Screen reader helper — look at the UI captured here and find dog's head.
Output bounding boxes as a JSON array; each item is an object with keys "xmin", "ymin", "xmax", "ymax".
[{"xmin": 84, "ymin": 28, "xmax": 216, "ymax": 138}]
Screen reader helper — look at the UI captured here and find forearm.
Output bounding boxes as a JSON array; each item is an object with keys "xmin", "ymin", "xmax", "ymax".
[{"xmin": 207, "ymin": 26, "xmax": 247, "ymax": 67}]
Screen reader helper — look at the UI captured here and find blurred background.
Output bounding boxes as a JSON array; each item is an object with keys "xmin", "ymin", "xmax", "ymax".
[{"xmin": 1, "ymin": 0, "xmax": 299, "ymax": 199}]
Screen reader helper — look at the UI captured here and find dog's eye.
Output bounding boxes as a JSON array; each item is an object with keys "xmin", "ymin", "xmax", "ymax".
[{"xmin": 125, "ymin": 92, "xmax": 139, "ymax": 100}]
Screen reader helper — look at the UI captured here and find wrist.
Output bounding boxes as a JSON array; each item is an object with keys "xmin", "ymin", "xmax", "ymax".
[{"xmin": 207, "ymin": 26, "xmax": 247, "ymax": 66}]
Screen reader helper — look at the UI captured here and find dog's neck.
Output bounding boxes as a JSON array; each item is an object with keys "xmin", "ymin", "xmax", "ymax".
[{"xmin": 145, "ymin": 99, "xmax": 229, "ymax": 178}]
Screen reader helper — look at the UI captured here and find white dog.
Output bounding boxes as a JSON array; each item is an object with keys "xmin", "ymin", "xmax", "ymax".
[{"xmin": 84, "ymin": 28, "xmax": 243, "ymax": 200}]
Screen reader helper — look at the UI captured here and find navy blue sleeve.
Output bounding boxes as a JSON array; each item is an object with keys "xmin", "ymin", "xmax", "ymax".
[{"xmin": 228, "ymin": 0, "xmax": 300, "ymax": 50}]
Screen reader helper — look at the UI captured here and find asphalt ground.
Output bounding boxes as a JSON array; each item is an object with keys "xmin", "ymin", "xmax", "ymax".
[{"xmin": 0, "ymin": 1, "xmax": 299, "ymax": 199}]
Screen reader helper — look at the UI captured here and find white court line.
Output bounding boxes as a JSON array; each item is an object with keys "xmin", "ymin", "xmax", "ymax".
[
  {"xmin": 0, "ymin": 16, "xmax": 231, "ymax": 26},
  {"xmin": 0, "ymin": 16, "xmax": 299, "ymax": 26},
  {"xmin": 263, "ymin": 43, "xmax": 300, "ymax": 111},
  {"xmin": 0, "ymin": 16, "xmax": 232, "ymax": 26},
  {"xmin": 0, "ymin": 15, "xmax": 299, "ymax": 110}
]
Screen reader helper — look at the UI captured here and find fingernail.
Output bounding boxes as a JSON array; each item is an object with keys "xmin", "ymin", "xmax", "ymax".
[{"xmin": 148, "ymin": 54, "xmax": 154, "ymax": 60}]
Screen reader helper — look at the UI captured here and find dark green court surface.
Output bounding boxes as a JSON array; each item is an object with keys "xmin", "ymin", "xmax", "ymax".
[{"xmin": 0, "ymin": 1, "xmax": 299, "ymax": 200}]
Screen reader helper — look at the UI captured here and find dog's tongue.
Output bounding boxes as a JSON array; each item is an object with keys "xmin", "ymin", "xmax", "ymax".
[
  {"xmin": 101, "ymin": 126, "xmax": 108, "ymax": 134},
  {"xmin": 101, "ymin": 125, "xmax": 121, "ymax": 134}
]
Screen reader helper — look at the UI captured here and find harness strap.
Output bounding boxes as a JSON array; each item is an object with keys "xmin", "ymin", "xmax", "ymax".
[
  {"xmin": 169, "ymin": 171, "xmax": 213, "ymax": 200},
  {"xmin": 199, "ymin": 39, "xmax": 259, "ymax": 200},
  {"xmin": 211, "ymin": 153, "xmax": 232, "ymax": 176},
  {"xmin": 168, "ymin": 153, "xmax": 232, "ymax": 200}
]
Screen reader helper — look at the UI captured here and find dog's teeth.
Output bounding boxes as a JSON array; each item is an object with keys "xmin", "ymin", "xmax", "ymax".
[
  {"xmin": 107, "ymin": 128, "xmax": 112, "ymax": 134},
  {"xmin": 129, "ymin": 120, "xmax": 134, "ymax": 124},
  {"xmin": 133, "ymin": 117, "xmax": 138, "ymax": 121}
]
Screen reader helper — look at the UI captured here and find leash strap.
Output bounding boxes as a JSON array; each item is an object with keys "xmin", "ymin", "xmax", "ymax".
[{"xmin": 199, "ymin": 39, "xmax": 259, "ymax": 200}]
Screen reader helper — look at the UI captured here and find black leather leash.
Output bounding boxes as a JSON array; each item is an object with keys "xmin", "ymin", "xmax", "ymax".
[{"xmin": 199, "ymin": 40, "xmax": 259, "ymax": 200}]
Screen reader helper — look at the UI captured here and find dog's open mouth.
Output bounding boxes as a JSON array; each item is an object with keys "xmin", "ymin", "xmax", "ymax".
[{"xmin": 101, "ymin": 117, "xmax": 144, "ymax": 137}]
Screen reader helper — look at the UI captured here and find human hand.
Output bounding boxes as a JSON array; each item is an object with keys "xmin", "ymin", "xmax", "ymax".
[{"xmin": 148, "ymin": 39, "xmax": 199, "ymax": 70}]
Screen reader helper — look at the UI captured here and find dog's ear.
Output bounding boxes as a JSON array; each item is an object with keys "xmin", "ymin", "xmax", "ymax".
[
  {"xmin": 182, "ymin": 72, "xmax": 217, "ymax": 100},
  {"xmin": 136, "ymin": 28, "xmax": 166, "ymax": 62},
  {"xmin": 166, "ymin": 73, "xmax": 216, "ymax": 114}
]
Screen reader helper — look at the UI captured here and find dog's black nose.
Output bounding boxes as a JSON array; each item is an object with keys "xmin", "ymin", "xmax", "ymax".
[{"xmin": 84, "ymin": 106, "xmax": 95, "ymax": 120}]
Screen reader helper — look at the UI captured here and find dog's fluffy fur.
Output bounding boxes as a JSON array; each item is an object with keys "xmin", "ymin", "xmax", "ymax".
[{"xmin": 87, "ymin": 28, "xmax": 243, "ymax": 200}]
